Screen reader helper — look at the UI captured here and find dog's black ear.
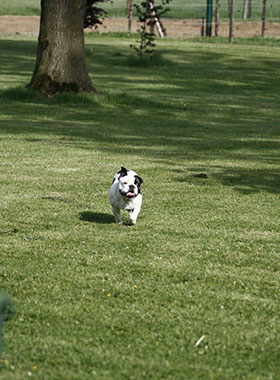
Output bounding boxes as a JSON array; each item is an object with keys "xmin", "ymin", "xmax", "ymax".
[
  {"xmin": 118, "ymin": 167, "xmax": 128, "ymax": 178},
  {"xmin": 135, "ymin": 175, "xmax": 143, "ymax": 185}
]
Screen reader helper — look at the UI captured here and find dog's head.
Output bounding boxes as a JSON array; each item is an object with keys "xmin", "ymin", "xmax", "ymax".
[{"xmin": 117, "ymin": 167, "xmax": 143, "ymax": 199}]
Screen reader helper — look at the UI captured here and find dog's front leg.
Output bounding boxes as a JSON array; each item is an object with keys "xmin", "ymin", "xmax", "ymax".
[
  {"xmin": 112, "ymin": 206, "xmax": 123, "ymax": 224},
  {"xmin": 128, "ymin": 207, "xmax": 141, "ymax": 225}
]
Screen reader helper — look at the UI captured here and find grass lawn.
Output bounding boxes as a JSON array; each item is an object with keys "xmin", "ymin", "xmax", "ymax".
[{"xmin": 0, "ymin": 34, "xmax": 280, "ymax": 379}]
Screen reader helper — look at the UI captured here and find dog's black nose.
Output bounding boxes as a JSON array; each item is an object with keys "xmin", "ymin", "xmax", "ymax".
[{"xmin": 129, "ymin": 185, "xmax": 135, "ymax": 192}]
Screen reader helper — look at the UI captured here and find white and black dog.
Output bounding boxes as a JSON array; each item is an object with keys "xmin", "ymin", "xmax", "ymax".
[{"xmin": 109, "ymin": 167, "xmax": 143, "ymax": 225}]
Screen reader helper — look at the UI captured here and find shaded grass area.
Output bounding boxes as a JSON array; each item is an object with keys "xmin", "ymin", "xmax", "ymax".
[{"xmin": 0, "ymin": 35, "xmax": 279, "ymax": 379}]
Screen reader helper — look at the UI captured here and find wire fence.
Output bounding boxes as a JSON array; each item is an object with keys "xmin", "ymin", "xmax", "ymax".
[
  {"xmin": 102, "ymin": 0, "xmax": 280, "ymax": 22},
  {"xmin": 2, "ymin": 1, "xmax": 278, "ymax": 38},
  {"xmin": 95, "ymin": 0, "xmax": 280, "ymax": 38}
]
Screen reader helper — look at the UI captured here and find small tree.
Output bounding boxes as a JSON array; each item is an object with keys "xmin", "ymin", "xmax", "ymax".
[
  {"xmin": 130, "ymin": 0, "xmax": 170, "ymax": 60},
  {"xmin": 131, "ymin": 2, "xmax": 156, "ymax": 60}
]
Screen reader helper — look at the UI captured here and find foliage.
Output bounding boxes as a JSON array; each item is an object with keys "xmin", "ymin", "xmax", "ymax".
[
  {"xmin": 130, "ymin": 0, "xmax": 171, "ymax": 60},
  {"xmin": 84, "ymin": 0, "xmax": 111, "ymax": 29},
  {"xmin": 0, "ymin": 35, "xmax": 280, "ymax": 379},
  {"xmin": 0, "ymin": 0, "xmax": 112, "ymax": 29}
]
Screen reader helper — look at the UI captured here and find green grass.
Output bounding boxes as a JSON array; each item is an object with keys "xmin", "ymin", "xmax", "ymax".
[
  {"xmin": 0, "ymin": 34, "xmax": 280, "ymax": 379},
  {"xmin": 1, "ymin": 0, "xmax": 280, "ymax": 21},
  {"xmin": 189, "ymin": 36, "xmax": 280, "ymax": 47},
  {"xmin": 0, "ymin": 0, "xmax": 40, "ymax": 16}
]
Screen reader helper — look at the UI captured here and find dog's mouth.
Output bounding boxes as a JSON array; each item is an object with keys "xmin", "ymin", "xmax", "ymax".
[
  {"xmin": 120, "ymin": 190, "xmax": 136, "ymax": 198},
  {"xmin": 126, "ymin": 192, "xmax": 136, "ymax": 198}
]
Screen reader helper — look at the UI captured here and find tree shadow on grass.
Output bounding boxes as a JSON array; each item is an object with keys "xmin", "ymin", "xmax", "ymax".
[
  {"xmin": 1, "ymin": 40, "xmax": 279, "ymax": 196},
  {"xmin": 174, "ymin": 166, "xmax": 280, "ymax": 194},
  {"xmin": 79, "ymin": 211, "xmax": 115, "ymax": 224},
  {"xmin": 215, "ymin": 168, "xmax": 280, "ymax": 194}
]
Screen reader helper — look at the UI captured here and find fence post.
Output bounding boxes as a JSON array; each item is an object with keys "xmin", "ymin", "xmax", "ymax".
[
  {"xmin": 229, "ymin": 0, "xmax": 234, "ymax": 43},
  {"xmin": 215, "ymin": 0, "xmax": 220, "ymax": 36},
  {"xmin": 206, "ymin": 0, "xmax": 213, "ymax": 37},
  {"xmin": 248, "ymin": 0, "xmax": 252, "ymax": 19},
  {"xmin": 201, "ymin": 17, "xmax": 205, "ymax": 37},
  {"xmin": 261, "ymin": 0, "xmax": 267, "ymax": 37},
  {"xmin": 127, "ymin": 0, "xmax": 134, "ymax": 33}
]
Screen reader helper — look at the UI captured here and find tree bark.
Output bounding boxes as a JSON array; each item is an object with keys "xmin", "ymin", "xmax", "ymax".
[{"xmin": 28, "ymin": 0, "xmax": 96, "ymax": 96}]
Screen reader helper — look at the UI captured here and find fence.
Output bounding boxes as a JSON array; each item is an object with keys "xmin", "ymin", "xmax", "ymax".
[{"xmin": 94, "ymin": 0, "xmax": 280, "ymax": 38}]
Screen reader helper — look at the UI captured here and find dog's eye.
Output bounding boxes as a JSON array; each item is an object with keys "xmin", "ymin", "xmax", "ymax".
[{"xmin": 123, "ymin": 182, "xmax": 128, "ymax": 185}]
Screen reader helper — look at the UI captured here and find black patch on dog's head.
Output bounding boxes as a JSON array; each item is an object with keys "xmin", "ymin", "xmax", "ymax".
[
  {"xmin": 134, "ymin": 175, "xmax": 143, "ymax": 185},
  {"xmin": 134, "ymin": 175, "xmax": 143, "ymax": 193},
  {"xmin": 118, "ymin": 166, "xmax": 128, "ymax": 178}
]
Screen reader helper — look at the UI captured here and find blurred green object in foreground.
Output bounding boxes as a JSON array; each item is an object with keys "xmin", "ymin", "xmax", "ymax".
[{"xmin": 0, "ymin": 293, "xmax": 15, "ymax": 360}]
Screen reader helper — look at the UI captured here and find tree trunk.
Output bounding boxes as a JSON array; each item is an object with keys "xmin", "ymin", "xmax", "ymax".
[{"xmin": 28, "ymin": 0, "xmax": 96, "ymax": 96}]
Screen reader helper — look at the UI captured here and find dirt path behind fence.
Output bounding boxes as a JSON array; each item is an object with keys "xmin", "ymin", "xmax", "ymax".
[{"xmin": 0, "ymin": 15, "xmax": 279, "ymax": 38}]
